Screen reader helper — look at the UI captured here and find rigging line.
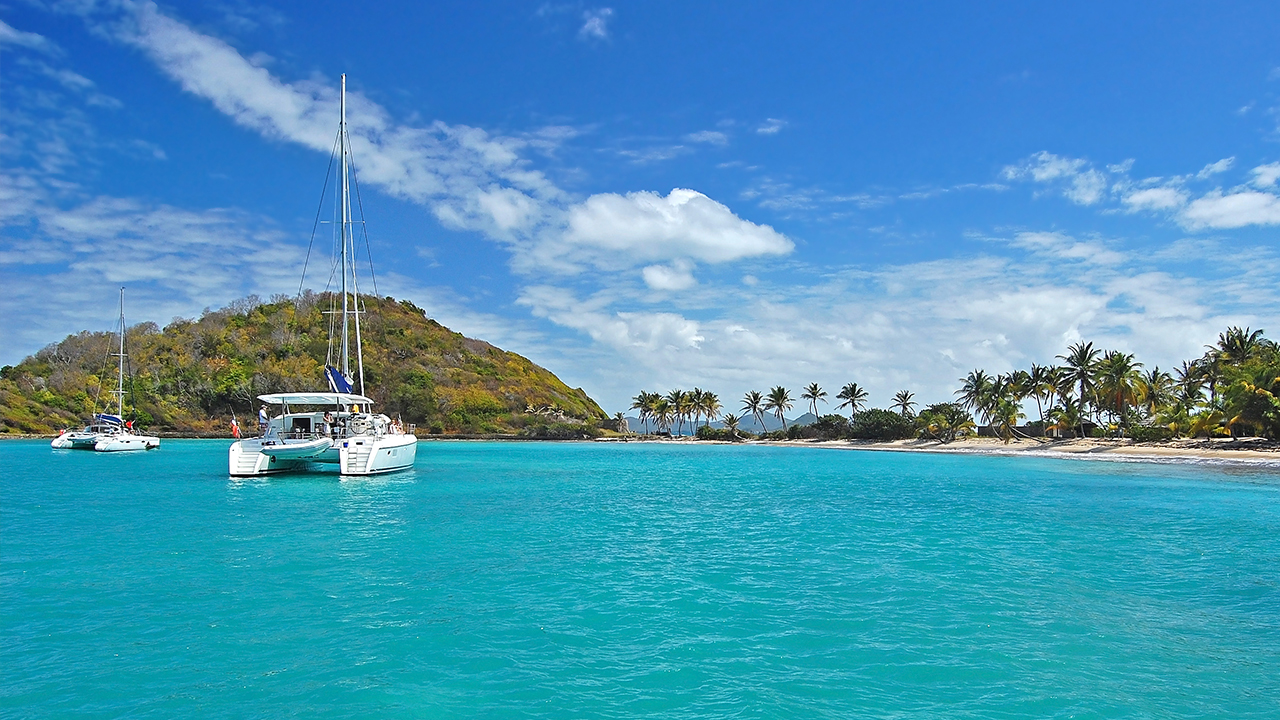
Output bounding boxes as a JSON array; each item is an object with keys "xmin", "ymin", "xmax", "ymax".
[
  {"xmin": 345, "ymin": 134, "xmax": 393, "ymax": 377},
  {"xmin": 348, "ymin": 149, "xmax": 380, "ymax": 299},
  {"xmin": 297, "ymin": 128, "xmax": 342, "ymax": 298}
]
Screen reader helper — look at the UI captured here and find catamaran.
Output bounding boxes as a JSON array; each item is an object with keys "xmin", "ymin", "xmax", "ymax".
[
  {"xmin": 228, "ymin": 74, "xmax": 417, "ymax": 477},
  {"xmin": 51, "ymin": 288, "xmax": 161, "ymax": 452}
]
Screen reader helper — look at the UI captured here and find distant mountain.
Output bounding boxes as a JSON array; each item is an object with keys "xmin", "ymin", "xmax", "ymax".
[{"xmin": 0, "ymin": 293, "xmax": 604, "ymax": 435}]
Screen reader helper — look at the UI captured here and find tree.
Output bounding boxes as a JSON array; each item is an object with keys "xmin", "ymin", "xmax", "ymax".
[
  {"xmin": 742, "ymin": 390, "xmax": 766, "ymax": 432},
  {"xmin": 956, "ymin": 369, "xmax": 995, "ymax": 424},
  {"xmin": 801, "ymin": 383, "xmax": 827, "ymax": 419},
  {"xmin": 722, "ymin": 413, "xmax": 741, "ymax": 439},
  {"xmin": 698, "ymin": 390, "xmax": 721, "ymax": 427},
  {"xmin": 835, "ymin": 382, "xmax": 868, "ymax": 418},
  {"xmin": 891, "ymin": 390, "xmax": 916, "ymax": 417},
  {"xmin": 915, "ymin": 403, "xmax": 975, "ymax": 443},
  {"xmin": 1058, "ymin": 342, "xmax": 1101, "ymax": 437},
  {"xmin": 1096, "ymin": 350, "xmax": 1142, "ymax": 434},
  {"xmin": 630, "ymin": 391, "xmax": 658, "ymax": 433},
  {"xmin": 652, "ymin": 400, "xmax": 673, "ymax": 434},
  {"xmin": 1137, "ymin": 367, "xmax": 1174, "ymax": 420},
  {"xmin": 765, "ymin": 386, "xmax": 793, "ymax": 430}
]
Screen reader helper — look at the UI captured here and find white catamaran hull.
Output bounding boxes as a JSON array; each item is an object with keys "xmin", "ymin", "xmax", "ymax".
[
  {"xmin": 331, "ymin": 433, "xmax": 417, "ymax": 475},
  {"xmin": 229, "ymin": 434, "xmax": 414, "ymax": 476},
  {"xmin": 95, "ymin": 434, "xmax": 161, "ymax": 452}
]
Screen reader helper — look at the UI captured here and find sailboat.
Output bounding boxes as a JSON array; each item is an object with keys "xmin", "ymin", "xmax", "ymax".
[
  {"xmin": 51, "ymin": 288, "xmax": 161, "ymax": 452},
  {"xmin": 227, "ymin": 74, "xmax": 418, "ymax": 477}
]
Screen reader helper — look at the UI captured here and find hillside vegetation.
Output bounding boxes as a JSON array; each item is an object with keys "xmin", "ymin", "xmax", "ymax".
[{"xmin": 0, "ymin": 293, "xmax": 604, "ymax": 435}]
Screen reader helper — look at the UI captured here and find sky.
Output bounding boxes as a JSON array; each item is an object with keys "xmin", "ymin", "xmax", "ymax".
[{"xmin": 3, "ymin": 1, "xmax": 1280, "ymax": 415}]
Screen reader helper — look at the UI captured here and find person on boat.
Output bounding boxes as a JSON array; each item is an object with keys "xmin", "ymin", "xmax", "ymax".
[
  {"xmin": 231, "ymin": 416, "xmax": 241, "ymax": 439},
  {"xmin": 258, "ymin": 405, "xmax": 269, "ymax": 430},
  {"xmin": 322, "ymin": 412, "xmax": 334, "ymax": 437}
]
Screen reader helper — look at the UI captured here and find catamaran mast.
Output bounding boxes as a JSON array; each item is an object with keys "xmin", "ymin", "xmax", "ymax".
[
  {"xmin": 339, "ymin": 73, "xmax": 367, "ymax": 396},
  {"xmin": 115, "ymin": 287, "xmax": 125, "ymax": 419},
  {"xmin": 340, "ymin": 74, "xmax": 350, "ymax": 383}
]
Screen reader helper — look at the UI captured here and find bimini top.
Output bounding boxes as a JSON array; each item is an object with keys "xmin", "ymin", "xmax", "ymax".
[{"xmin": 257, "ymin": 392, "xmax": 374, "ymax": 406}]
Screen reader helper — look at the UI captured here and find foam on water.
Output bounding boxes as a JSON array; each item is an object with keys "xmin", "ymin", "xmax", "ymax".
[{"xmin": 3, "ymin": 440, "xmax": 1279, "ymax": 718}]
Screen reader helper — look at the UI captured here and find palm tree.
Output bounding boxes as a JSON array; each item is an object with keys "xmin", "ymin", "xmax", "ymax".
[
  {"xmin": 801, "ymin": 383, "xmax": 827, "ymax": 419},
  {"xmin": 835, "ymin": 382, "xmax": 868, "ymax": 418},
  {"xmin": 1027, "ymin": 364, "xmax": 1052, "ymax": 431},
  {"xmin": 688, "ymin": 388, "xmax": 706, "ymax": 429},
  {"xmin": 652, "ymin": 400, "xmax": 673, "ymax": 434},
  {"xmin": 1215, "ymin": 326, "xmax": 1266, "ymax": 365},
  {"xmin": 1096, "ymin": 350, "xmax": 1142, "ymax": 434},
  {"xmin": 891, "ymin": 390, "xmax": 916, "ymax": 416},
  {"xmin": 956, "ymin": 369, "xmax": 995, "ymax": 423},
  {"xmin": 630, "ymin": 391, "xmax": 658, "ymax": 433},
  {"xmin": 1058, "ymin": 341, "xmax": 1101, "ymax": 436},
  {"xmin": 1137, "ymin": 367, "xmax": 1175, "ymax": 420},
  {"xmin": 722, "ymin": 413, "xmax": 741, "ymax": 439},
  {"xmin": 742, "ymin": 391, "xmax": 766, "ymax": 432},
  {"xmin": 1173, "ymin": 360, "xmax": 1205, "ymax": 413},
  {"xmin": 664, "ymin": 389, "xmax": 685, "ymax": 435},
  {"xmin": 764, "ymin": 386, "xmax": 793, "ymax": 430},
  {"xmin": 699, "ymin": 391, "xmax": 722, "ymax": 427}
]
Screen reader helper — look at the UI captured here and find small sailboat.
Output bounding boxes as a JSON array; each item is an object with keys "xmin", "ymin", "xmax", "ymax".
[
  {"xmin": 228, "ymin": 74, "xmax": 417, "ymax": 477},
  {"xmin": 51, "ymin": 289, "xmax": 161, "ymax": 452}
]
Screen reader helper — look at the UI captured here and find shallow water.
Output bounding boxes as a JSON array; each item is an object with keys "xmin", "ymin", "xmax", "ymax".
[{"xmin": 3, "ymin": 440, "xmax": 1278, "ymax": 718}]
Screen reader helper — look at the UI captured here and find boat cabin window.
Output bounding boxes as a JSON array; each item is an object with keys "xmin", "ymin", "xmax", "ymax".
[{"xmin": 290, "ymin": 417, "xmax": 312, "ymax": 433}]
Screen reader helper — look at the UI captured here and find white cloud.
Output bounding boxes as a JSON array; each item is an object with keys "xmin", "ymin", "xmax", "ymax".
[
  {"xmin": 519, "ymin": 231, "xmax": 1280, "ymax": 413},
  {"xmin": 642, "ymin": 261, "xmax": 696, "ymax": 291},
  {"xmin": 683, "ymin": 130, "xmax": 728, "ymax": 146},
  {"xmin": 1179, "ymin": 190, "xmax": 1280, "ymax": 229},
  {"xmin": 756, "ymin": 118, "xmax": 786, "ymax": 135},
  {"xmin": 1001, "ymin": 151, "xmax": 1110, "ymax": 205},
  {"xmin": 0, "ymin": 19, "xmax": 55, "ymax": 52},
  {"xmin": 1250, "ymin": 161, "xmax": 1280, "ymax": 188},
  {"xmin": 579, "ymin": 8, "xmax": 613, "ymax": 40},
  {"xmin": 555, "ymin": 189, "xmax": 793, "ymax": 271},
  {"xmin": 1197, "ymin": 157, "xmax": 1235, "ymax": 178},
  {"xmin": 1008, "ymin": 231, "xmax": 1125, "ymax": 265},
  {"xmin": 1122, "ymin": 186, "xmax": 1188, "ymax": 212}
]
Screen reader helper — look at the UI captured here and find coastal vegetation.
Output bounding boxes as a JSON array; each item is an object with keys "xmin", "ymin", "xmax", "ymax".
[
  {"xmin": 629, "ymin": 327, "xmax": 1280, "ymax": 442},
  {"xmin": 0, "ymin": 293, "xmax": 605, "ymax": 435}
]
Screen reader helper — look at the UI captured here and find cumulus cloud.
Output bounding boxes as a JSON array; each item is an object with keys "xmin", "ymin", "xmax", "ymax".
[
  {"xmin": 556, "ymin": 189, "xmax": 793, "ymax": 270},
  {"xmin": 84, "ymin": 1, "xmax": 789, "ymax": 279},
  {"xmin": 642, "ymin": 261, "xmax": 696, "ymax": 291},
  {"xmin": 1122, "ymin": 186, "xmax": 1187, "ymax": 212},
  {"xmin": 1251, "ymin": 162, "xmax": 1280, "ymax": 188},
  {"xmin": 1001, "ymin": 151, "xmax": 1109, "ymax": 205},
  {"xmin": 1180, "ymin": 190, "xmax": 1280, "ymax": 229}
]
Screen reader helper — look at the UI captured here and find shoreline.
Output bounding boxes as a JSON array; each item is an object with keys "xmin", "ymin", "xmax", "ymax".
[
  {"xmin": 9, "ymin": 433, "xmax": 1279, "ymax": 467},
  {"xmin": 750, "ymin": 437, "xmax": 1280, "ymax": 466}
]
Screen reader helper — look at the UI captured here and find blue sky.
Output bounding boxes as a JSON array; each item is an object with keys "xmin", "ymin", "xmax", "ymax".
[{"xmin": 3, "ymin": 1, "xmax": 1279, "ymax": 414}]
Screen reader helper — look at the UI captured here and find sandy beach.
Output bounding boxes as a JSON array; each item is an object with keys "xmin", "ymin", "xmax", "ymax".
[{"xmin": 741, "ymin": 436, "xmax": 1280, "ymax": 465}]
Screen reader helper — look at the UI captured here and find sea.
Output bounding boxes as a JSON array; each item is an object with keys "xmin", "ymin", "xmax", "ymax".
[{"xmin": 2, "ymin": 439, "xmax": 1278, "ymax": 719}]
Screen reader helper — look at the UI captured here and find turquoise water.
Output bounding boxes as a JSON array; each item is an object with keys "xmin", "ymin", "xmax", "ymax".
[{"xmin": 2, "ymin": 441, "xmax": 1279, "ymax": 718}]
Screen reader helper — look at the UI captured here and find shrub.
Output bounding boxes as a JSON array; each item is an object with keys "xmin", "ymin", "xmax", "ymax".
[
  {"xmin": 1129, "ymin": 424, "xmax": 1177, "ymax": 442},
  {"xmin": 695, "ymin": 425, "xmax": 739, "ymax": 441},
  {"xmin": 850, "ymin": 408, "xmax": 914, "ymax": 440},
  {"xmin": 519, "ymin": 421, "xmax": 601, "ymax": 440}
]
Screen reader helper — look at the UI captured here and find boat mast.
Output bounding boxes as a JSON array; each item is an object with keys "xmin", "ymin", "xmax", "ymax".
[
  {"xmin": 339, "ymin": 74, "xmax": 367, "ymax": 397},
  {"xmin": 340, "ymin": 74, "xmax": 351, "ymax": 383},
  {"xmin": 115, "ymin": 287, "xmax": 125, "ymax": 419}
]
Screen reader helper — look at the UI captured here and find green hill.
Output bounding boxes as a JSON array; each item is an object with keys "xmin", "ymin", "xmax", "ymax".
[{"xmin": 0, "ymin": 293, "xmax": 605, "ymax": 436}]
